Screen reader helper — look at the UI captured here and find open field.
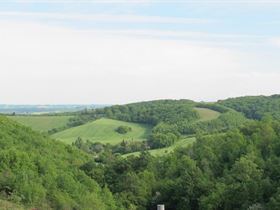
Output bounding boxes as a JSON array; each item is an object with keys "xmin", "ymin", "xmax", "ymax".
[
  {"xmin": 194, "ymin": 107, "xmax": 221, "ymax": 121},
  {"xmin": 52, "ymin": 118, "xmax": 152, "ymax": 144},
  {"xmin": 123, "ymin": 137, "xmax": 196, "ymax": 157},
  {"xmin": 8, "ymin": 115, "xmax": 72, "ymax": 132}
]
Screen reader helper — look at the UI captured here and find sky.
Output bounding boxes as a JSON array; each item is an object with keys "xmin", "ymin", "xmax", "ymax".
[{"xmin": 1, "ymin": 0, "xmax": 280, "ymax": 104}]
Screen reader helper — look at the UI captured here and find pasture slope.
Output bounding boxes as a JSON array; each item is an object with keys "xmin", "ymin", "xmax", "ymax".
[
  {"xmin": 194, "ymin": 107, "xmax": 221, "ymax": 121},
  {"xmin": 123, "ymin": 137, "xmax": 196, "ymax": 157},
  {"xmin": 8, "ymin": 115, "xmax": 72, "ymax": 132},
  {"xmin": 52, "ymin": 118, "xmax": 152, "ymax": 144}
]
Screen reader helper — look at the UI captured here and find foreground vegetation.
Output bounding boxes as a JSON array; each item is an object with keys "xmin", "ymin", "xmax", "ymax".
[
  {"xmin": 0, "ymin": 116, "xmax": 123, "ymax": 210},
  {"xmin": 79, "ymin": 118, "xmax": 280, "ymax": 210}
]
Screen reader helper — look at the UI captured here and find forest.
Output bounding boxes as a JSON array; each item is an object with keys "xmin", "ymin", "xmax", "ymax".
[
  {"xmin": 219, "ymin": 95, "xmax": 280, "ymax": 120},
  {"xmin": 1, "ymin": 95, "xmax": 280, "ymax": 209}
]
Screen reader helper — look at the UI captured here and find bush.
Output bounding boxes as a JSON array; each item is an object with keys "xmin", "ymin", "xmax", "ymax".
[{"xmin": 115, "ymin": 126, "xmax": 132, "ymax": 134}]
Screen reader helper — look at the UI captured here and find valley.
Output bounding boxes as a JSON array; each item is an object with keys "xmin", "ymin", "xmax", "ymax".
[{"xmin": 1, "ymin": 95, "xmax": 280, "ymax": 210}]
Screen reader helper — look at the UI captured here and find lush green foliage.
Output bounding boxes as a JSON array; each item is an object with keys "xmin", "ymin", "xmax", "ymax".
[
  {"xmin": 68, "ymin": 100, "xmax": 246, "ymax": 151},
  {"xmin": 219, "ymin": 94, "xmax": 280, "ymax": 120},
  {"xmin": 72, "ymin": 138, "xmax": 150, "ymax": 156},
  {"xmin": 98, "ymin": 100, "xmax": 247, "ymax": 147},
  {"xmin": 67, "ymin": 99, "xmax": 198, "ymax": 129},
  {"xmin": 80, "ymin": 119, "xmax": 280, "ymax": 210},
  {"xmin": 3, "ymin": 96, "xmax": 280, "ymax": 209},
  {"xmin": 103, "ymin": 99, "xmax": 198, "ymax": 125},
  {"xmin": 0, "ymin": 116, "xmax": 123, "ymax": 210}
]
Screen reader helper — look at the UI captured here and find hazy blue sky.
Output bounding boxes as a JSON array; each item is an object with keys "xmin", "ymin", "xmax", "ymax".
[{"xmin": 1, "ymin": 0, "xmax": 280, "ymax": 104}]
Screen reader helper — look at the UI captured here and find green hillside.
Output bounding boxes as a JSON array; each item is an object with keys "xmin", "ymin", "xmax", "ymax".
[
  {"xmin": 52, "ymin": 118, "xmax": 152, "ymax": 144},
  {"xmin": 194, "ymin": 107, "xmax": 221, "ymax": 121},
  {"xmin": 8, "ymin": 115, "xmax": 72, "ymax": 132},
  {"xmin": 0, "ymin": 116, "xmax": 122, "ymax": 210}
]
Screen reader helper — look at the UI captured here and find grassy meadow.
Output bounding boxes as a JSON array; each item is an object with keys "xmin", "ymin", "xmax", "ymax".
[
  {"xmin": 52, "ymin": 118, "xmax": 152, "ymax": 144},
  {"xmin": 8, "ymin": 115, "xmax": 72, "ymax": 132},
  {"xmin": 194, "ymin": 107, "xmax": 221, "ymax": 121}
]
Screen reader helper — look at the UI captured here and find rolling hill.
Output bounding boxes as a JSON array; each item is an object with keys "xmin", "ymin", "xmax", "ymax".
[{"xmin": 52, "ymin": 118, "xmax": 152, "ymax": 144}]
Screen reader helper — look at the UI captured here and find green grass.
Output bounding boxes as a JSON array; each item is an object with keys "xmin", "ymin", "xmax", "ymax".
[
  {"xmin": 194, "ymin": 107, "xmax": 221, "ymax": 121},
  {"xmin": 52, "ymin": 118, "xmax": 152, "ymax": 144},
  {"xmin": 8, "ymin": 115, "xmax": 72, "ymax": 132},
  {"xmin": 0, "ymin": 199, "xmax": 25, "ymax": 210},
  {"xmin": 123, "ymin": 137, "xmax": 196, "ymax": 157}
]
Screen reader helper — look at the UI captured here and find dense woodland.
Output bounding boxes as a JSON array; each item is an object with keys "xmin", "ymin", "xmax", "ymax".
[
  {"xmin": 81, "ymin": 118, "xmax": 280, "ymax": 210},
  {"xmin": 219, "ymin": 94, "xmax": 280, "ymax": 120},
  {"xmin": 1, "ymin": 96, "xmax": 280, "ymax": 209}
]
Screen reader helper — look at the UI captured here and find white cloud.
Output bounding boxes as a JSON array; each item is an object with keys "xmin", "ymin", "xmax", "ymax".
[
  {"xmin": 0, "ymin": 20, "xmax": 279, "ymax": 104},
  {"xmin": 0, "ymin": 11, "xmax": 212, "ymax": 24},
  {"xmin": 269, "ymin": 37, "xmax": 280, "ymax": 47}
]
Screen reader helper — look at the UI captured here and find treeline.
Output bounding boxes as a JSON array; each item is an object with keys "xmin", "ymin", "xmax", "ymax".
[
  {"xmin": 0, "ymin": 117, "xmax": 124, "ymax": 210},
  {"xmin": 195, "ymin": 102, "xmax": 230, "ymax": 113},
  {"xmin": 70, "ymin": 99, "xmax": 199, "ymax": 126},
  {"xmin": 73, "ymin": 138, "xmax": 150, "ymax": 155},
  {"xmin": 80, "ymin": 118, "xmax": 280, "ymax": 210},
  {"xmin": 219, "ymin": 94, "xmax": 280, "ymax": 120},
  {"xmin": 103, "ymin": 99, "xmax": 198, "ymax": 125}
]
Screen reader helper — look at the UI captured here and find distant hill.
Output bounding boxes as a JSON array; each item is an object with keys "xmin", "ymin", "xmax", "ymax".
[
  {"xmin": 219, "ymin": 94, "xmax": 280, "ymax": 120},
  {"xmin": 0, "ymin": 104, "xmax": 107, "ymax": 114}
]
